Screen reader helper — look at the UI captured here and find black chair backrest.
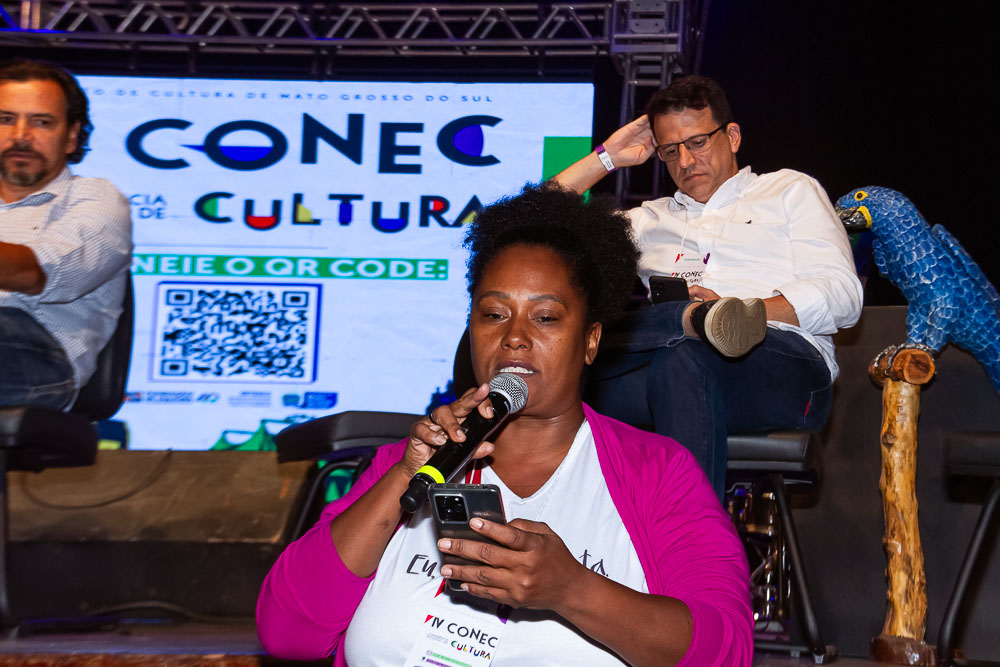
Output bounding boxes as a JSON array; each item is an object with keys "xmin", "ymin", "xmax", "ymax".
[{"xmin": 69, "ymin": 275, "xmax": 134, "ymax": 422}]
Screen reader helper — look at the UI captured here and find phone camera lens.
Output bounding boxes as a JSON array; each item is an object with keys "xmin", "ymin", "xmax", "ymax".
[{"xmin": 436, "ymin": 495, "xmax": 468, "ymax": 522}]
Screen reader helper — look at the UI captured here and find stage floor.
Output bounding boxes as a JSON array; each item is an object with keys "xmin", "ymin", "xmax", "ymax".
[{"xmin": 0, "ymin": 621, "xmax": 888, "ymax": 665}]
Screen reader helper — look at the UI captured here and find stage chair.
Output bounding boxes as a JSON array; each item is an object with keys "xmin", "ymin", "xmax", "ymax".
[
  {"xmin": 0, "ymin": 277, "xmax": 133, "ymax": 636},
  {"xmin": 275, "ymin": 330, "xmax": 481, "ymax": 538},
  {"xmin": 275, "ymin": 410, "xmax": 421, "ymax": 541},
  {"xmin": 936, "ymin": 430, "xmax": 1000, "ymax": 666},
  {"xmin": 726, "ymin": 430, "xmax": 837, "ymax": 664}
]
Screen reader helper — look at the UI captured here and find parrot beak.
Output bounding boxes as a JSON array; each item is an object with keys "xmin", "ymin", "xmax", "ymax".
[{"xmin": 838, "ymin": 205, "xmax": 872, "ymax": 232}]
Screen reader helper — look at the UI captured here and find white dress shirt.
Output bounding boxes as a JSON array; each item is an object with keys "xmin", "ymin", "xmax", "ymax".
[
  {"xmin": 1, "ymin": 167, "xmax": 133, "ymax": 390},
  {"xmin": 629, "ymin": 167, "xmax": 863, "ymax": 379}
]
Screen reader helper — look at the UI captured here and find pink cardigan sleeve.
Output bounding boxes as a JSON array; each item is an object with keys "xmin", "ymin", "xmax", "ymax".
[
  {"xmin": 658, "ymin": 456, "xmax": 753, "ymax": 666},
  {"xmin": 255, "ymin": 439, "xmax": 407, "ymax": 661},
  {"xmin": 588, "ymin": 408, "xmax": 753, "ymax": 666}
]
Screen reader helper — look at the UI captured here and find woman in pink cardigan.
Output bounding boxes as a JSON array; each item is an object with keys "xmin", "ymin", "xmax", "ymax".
[{"xmin": 257, "ymin": 184, "xmax": 753, "ymax": 666}]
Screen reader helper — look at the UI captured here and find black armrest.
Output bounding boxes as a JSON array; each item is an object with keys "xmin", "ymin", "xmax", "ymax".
[
  {"xmin": 726, "ymin": 430, "xmax": 818, "ymax": 473},
  {"xmin": 275, "ymin": 410, "xmax": 421, "ymax": 463},
  {"xmin": 945, "ymin": 431, "xmax": 1000, "ymax": 478},
  {"xmin": 0, "ymin": 406, "xmax": 98, "ymax": 472}
]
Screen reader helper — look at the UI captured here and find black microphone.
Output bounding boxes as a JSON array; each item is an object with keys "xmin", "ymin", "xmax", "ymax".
[{"xmin": 399, "ymin": 373, "xmax": 529, "ymax": 513}]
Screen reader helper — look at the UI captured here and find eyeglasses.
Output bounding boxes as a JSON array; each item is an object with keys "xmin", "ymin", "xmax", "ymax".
[{"xmin": 655, "ymin": 125, "xmax": 728, "ymax": 163}]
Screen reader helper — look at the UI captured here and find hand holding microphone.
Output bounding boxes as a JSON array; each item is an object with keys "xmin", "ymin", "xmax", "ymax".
[{"xmin": 399, "ymin": 373, "xmax": 529, "ymax": 513}]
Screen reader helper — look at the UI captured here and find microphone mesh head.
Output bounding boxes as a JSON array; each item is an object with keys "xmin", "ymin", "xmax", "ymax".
[{"xmin": 489, "ymin": 373, "xmax": 529, "ymax": 413}]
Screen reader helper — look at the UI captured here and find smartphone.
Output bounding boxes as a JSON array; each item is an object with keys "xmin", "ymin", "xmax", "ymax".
[
  {"xmin": 649, "ymin": 275, "xmax": 690, "ymax": 304},
  {"xmin": 428, "ymin": 483, "xmax": 506, "ymax": 591}
]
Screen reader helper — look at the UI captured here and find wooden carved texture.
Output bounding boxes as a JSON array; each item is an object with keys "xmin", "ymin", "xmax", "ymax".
[{"xmin": 878, "ymin": 375, "xmax": 927, "ymax": 640}]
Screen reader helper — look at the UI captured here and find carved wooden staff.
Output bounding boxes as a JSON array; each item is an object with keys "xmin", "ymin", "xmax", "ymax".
[{"xmin": 869, "ymin": 347, "xmax": 937, "ymax": 665}]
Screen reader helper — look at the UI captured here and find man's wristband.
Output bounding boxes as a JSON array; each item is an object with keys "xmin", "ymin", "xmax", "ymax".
[{"xmin": 595, "ymin": 144, "xmax": 616, "ymax": 173}]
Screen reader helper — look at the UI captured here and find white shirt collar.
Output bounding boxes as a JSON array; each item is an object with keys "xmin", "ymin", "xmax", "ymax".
[
  {"xmin": 0, "ymin": 166, "xmax": 73, "ymax": 205},
  {"xmin": 670, "ymin": 165, "xmax": 756, "ymax": 212}
]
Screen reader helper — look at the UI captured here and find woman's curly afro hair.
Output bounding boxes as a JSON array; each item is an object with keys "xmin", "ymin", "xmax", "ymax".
[{"xmin": 464, "ymin": 182, "xmax": 640, "ymax": 325}]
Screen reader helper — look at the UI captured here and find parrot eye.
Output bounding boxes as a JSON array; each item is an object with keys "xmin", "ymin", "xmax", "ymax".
[{"xmin": 854, "ymin": 191, "xmax": 868, "ymax": 201}]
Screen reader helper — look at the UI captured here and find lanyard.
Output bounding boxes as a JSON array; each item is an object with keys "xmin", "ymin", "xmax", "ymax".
[{"xmin": 463, "ymin": 460, "xmax": 484, "ymax": 485}]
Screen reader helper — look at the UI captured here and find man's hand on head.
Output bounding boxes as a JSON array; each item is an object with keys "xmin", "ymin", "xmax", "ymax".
[
  {"xmin": 603, "ymin": 116, "xmax": 655, "ymax": 169},
  {"xmin": 552, "ymin": 116, "xmax": 655, "ymax": 195}
]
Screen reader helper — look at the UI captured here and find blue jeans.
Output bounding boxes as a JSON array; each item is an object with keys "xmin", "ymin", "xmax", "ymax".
[
  {"xmin": 584, "ymin": 301, "xmax": 833, "ymax": 498},
  {"xmin": 0, "ymin": 307, "xmax": 75, "ymax": 410}
]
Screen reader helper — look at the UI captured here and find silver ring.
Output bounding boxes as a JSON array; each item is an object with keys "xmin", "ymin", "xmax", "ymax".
[{"xmin": 426, "ymin": 409, "xmax": 440, "ymax": 426}]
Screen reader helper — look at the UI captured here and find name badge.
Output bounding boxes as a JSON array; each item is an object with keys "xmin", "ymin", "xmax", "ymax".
[
  {"xmin": 403, "ymin": 591, "xmax": 508, "ymax": 667},
  {"xmin": 670, "ymin": 253, "xmax": 709, "ymax": 285}
]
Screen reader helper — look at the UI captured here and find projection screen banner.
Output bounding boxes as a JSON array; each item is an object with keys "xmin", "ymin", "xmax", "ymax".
[{"xmin": 73, "ymin": 77, "xmax": 594, "ymax": 450}]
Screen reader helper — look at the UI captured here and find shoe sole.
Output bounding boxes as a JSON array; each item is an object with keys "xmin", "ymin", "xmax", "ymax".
[{"xmin": 703, "ymin": 297, "xmax": 767, "ymax": 357}]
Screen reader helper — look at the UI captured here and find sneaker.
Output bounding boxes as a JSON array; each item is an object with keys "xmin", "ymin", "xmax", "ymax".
[{"xmin": 690, "ymin": 297, "xmax": 767, "ymax": 357}]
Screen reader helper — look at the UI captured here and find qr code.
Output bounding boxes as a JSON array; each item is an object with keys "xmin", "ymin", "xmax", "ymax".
[{"xmin": 152, "ymin": 281, "xmax": 320, "ymax": 383}]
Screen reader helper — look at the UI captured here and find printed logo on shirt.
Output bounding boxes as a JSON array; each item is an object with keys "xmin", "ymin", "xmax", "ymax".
[
  {"xmin": 579, "ymin": 549, "xmax": 610, "ymax": 577},
  {"xmin": 423, "ymin": 613, "xmax": 499, "ymax": 650},
  {"xmin": 407, "ymin": 553, "xmax": 440, "ymax": 578},
  {"xmin": 407, "ymin": 549, "xmax": 613, "ymax": 582},
  {"xmin": 673, "ymin": 252, "xmax": 711, "ymax": 265}
]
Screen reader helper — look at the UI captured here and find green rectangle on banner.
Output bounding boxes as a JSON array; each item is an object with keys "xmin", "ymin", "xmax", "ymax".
[
  {"xmin": 542, "ymin": 136, "xmax": 592, "ymax": 181},
  {"xmin": 132, "ymin": 254, "xmax": 448, "ymax": 280}
]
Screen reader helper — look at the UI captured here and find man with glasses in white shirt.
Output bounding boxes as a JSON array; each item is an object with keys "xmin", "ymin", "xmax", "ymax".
[
  {"xmin": 554, "ymin": 75, "xmax": 862, "ymax": 498},
  {"xmin": 0, "ymin": 59, "xmax": 132, "ymax": 410}
]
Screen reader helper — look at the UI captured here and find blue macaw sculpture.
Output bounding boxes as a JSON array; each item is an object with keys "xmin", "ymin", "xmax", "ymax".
[{"xmin": 836, "ymin": 186, "xmax": 1000, "ymax": 393}]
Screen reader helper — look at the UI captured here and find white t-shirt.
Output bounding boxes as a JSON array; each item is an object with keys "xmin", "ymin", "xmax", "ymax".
[
  {"xmin": 343, "ymin": 421, "xmax": 647, "ymax": 666},
  {"xmin": 629, "ymin": 167, "xmax": 863, "ymax": 379}
]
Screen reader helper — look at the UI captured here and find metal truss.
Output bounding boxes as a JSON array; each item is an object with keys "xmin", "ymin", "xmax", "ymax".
[
  {"xmin": 0, "ymin": 1, "xmax": 696, "ymax": 63},
  {"xmin": 0, "ymin": 0, "xmax": 706, "ymax": 203},
  {"xmin": 612, "ymin": 0, "xmax": 709, "ymax": 202}
]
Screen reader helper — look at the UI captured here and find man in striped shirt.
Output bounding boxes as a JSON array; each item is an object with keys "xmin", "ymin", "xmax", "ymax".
[{"xmin": 0, "ymin": 59, "xmax": 132, "ymax": 409}]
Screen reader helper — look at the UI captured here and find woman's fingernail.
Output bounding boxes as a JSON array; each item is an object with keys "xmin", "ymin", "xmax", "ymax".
[
  {"xmin": 470, "ymin": 518, "xmax": 483, "ymax": 529},
  {"xmin": 438, "ymin": 539, "xmax": 451, "ymax": 550},
  {"xmin": 440, "ymin": 566, "xmax": 452, "ymax": 577}
]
